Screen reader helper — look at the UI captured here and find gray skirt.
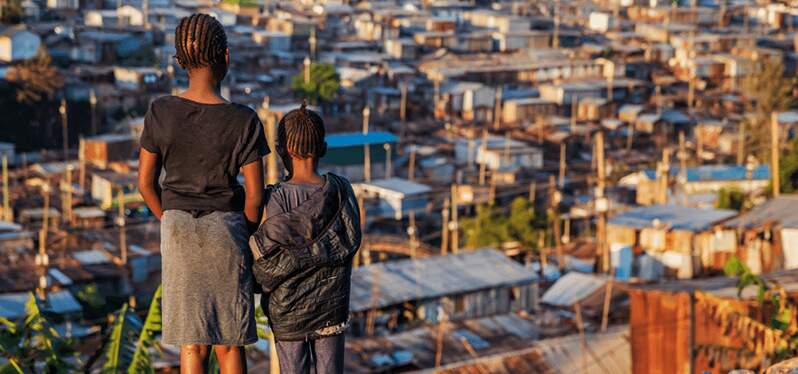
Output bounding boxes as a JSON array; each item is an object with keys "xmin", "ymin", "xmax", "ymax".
[{"xmin": 160, "ymin": 210, "xmax": 257, "ymax": 346}]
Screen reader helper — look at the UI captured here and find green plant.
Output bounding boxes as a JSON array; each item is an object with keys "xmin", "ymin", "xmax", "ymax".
[
  {"xmin": 291, "ymin": 63, "xmax": 340, "ymax": 104},
  {"xmin": 742, "ymin": 59, "xmax": 797, "ymax": 161},
  {"xmin": 716, "ymin": 187, "xmax": 746, "ymax": 211},
  {"xmin": 0, "ymin": 294, "xmax": 79, "ymax": 373},
  {"xmin": 461, "ymin": 197, "xmax": 548, "ymax": 251},
  {"xmin": 96, "ymin": 286, "xmax": 162, "ymax": 373}
]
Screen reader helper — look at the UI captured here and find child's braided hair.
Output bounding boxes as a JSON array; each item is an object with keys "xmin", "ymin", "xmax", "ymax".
[
  {"xmin": 277, "ymin": 101, "xmax": 326, "ymax": 159},
  {"xmin": 174, "ymin": 14, "xmax": 227, "ymax": 76}
]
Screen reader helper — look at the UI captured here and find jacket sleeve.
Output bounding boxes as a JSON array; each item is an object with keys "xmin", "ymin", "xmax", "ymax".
[{"xmin": 251, "ymin": 245, "xmax": 297, "ymax": 294}]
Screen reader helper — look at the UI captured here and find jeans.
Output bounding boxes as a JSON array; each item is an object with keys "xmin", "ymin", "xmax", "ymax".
[{"xmin": 275, "ymin": 334, "xmax": 345, "ymax": 374}]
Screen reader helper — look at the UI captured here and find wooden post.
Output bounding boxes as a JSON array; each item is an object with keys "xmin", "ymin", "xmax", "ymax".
[
  {"xmin": 434, "ymin": 306, "xmax": 447, "ymax": 368},
  {"xmin": 552, "ymin": 0, "xmax": 560, "ymax": 48},
  {"xmin": 503, "ymin": 131, "xmax": 511, "ymax": 166},
  {"xmin": 548, "ymin": 176, "xmax": 563, "ymax": 268},
  {"xmin": 59, "ymin": 99, "xmax": 69, "ymax": 162},
  {"xmin": 558, "ymin": 143, "xmax": 566, "ymax": 188},
  {"xmin": 269, "ymin": 334, "xmax": 280, "ymax": 374},
  {"xmin": 408, "ymin": 145, "xmax": 416, "ymax": 181},
  {"xmin": 493, "ymin": 86, "xmax": 502, "ymax": 130},
  {"xmin": 528, "ymin": 181, "xmax": 536, "ymax": 204},
  {"xmin": 36, "ymin": 182, "xmax": 51, "ymax": 299},
  {"xmin": 574, "ymin": 302, "xmax": 588, "ymax": 374},
  {"xmin": 400, "ymin": 81, "xmax": 408, "ymax": 141},
  {"xmin": 441, "ymin": 198, "xmax": 450, "ymax": 255},
  {"xmin": 78, "ymin": 137, "xmax": 86, "ymax": 191},
  {"xmin": 737, "ymin": 121, "xmax": 745, "ymax": 165},
  {"xmin": 478, "ymin": 128, "xmax": 488, "ymax": 185},
  {"xmin": 62, "ymin": 165, "xmax": 73, "ymax": 225},
  {"xmin": 450, "ymin": 184, "xmax": 459, "ymax": 254},
  {"xmin": 596, "ymin": 131, "xmax": 609, "ymax": 272},
  {"xmin": 303, "ymin": 56, "xmax": 311, "ymax": 85},
  {"xmin": 679, "ymin": 131, "xmax": 688, "ymax": 206},
  {"xmin": 363, "ymin": 106, "xmax": 371, "ymax": 182},
  {"xmin": 570, "ymin": 97, "xmax": 577, "ymax": 133},
  {"xmin": 117, "ymin": 187, "xmax": 127, "ymax": 265},
  {"xmin": 408, "ymin": 209, "xmax": 417, "ymax": 259},
  {"xmin": 358, "ymin": 196, "xmax": 368, "ymax": 265},
  {"xmin": 772, "ymin": 112, "xmax": 781, "ymax": 197},
  {"xmin": 384, "ymin": 143, "xmax": 392, "ymax": 178},
  {"xmin": 601, "ymin": 269, "xmax": 615, "ymax": 332},
  {"xmin": 89, "ymin": 89, "xmax": 98, "ymax": 135},
  {"xmin": 261, "ymin": 97, "xmax": 278, "ymax": 185},
  {"xmin": 2, "ymin": 155, "xmax": 9, "ymax": 222}
]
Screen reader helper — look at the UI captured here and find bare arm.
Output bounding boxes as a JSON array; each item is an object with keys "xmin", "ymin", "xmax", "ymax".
[
  {"xmin": 242, "ymin": 159, "xmax": 264, "ymax": 234},
  {"xmin": 138, "ymin": 148, "xmax": 164, "ymax": 220}
]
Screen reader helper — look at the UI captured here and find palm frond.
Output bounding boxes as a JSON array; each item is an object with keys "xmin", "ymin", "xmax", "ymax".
[
  {"xmin": 127, "ymin": 286, "xmax": 163, "ymax": 374},
  {"xmin": 101, "ymin": 304, "xmax": 142, "ymax": 373}
]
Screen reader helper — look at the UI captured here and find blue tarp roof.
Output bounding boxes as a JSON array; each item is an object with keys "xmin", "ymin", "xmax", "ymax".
[
  {"xmin": 609, "ymin": 204, "xmax": 737, "ymax": 231},
  {"xmin": 326, "ymin": 132, "xmax": 398, "ymax": 148},
  {"xmin": 642, "ymin": 164, "xmax": 770, "ymax": 182}
]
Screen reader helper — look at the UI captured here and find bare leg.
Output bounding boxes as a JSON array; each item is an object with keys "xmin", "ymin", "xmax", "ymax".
[
  {"xmin": 214, "ymin": 345, "xmax": 247, "ymax": 374},
  {"xmin": 181, "ymin": 344, "xmax": 210, "ymax": 374}
]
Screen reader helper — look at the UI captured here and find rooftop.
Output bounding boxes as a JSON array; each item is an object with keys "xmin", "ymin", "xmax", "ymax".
[{"xmin": 608, "ymin": 204, "xmax": 736, "ymax": 232}]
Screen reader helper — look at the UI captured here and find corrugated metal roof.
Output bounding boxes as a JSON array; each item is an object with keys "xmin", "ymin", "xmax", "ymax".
[
  {"xmin": 358, "ymin": 178, "xmax": 433, "ymax": 196},
  {"xmin": 608, "ymin": 204, "xmax": 736, "ymax": 232},
  {"xmin": 44, "ymin": 290, "xmax": 82, "ymax": 315},
  {"xmin": 326, "ymin": 132, "xmax": 399, "ymax": 148},
  {"xmin": 722, "ymin": 195, "xmax": 798, "ymax": 229},
  {"xmin": 350, "ymin": 249, "xmax": 536, "ymax": 312},
  {"xmin": 0, "ymin": 292, "xmax": 28, "ymax": 319},
  {"xmin": 541, "ymin": 271, "xmax": 607, "ymax": 307},
  {"xmin": 73, "ymin": 249, "xmax": 111, "ymax": 265},
  {"xmin": 428, "ymin": 325, "xmax": 630, "ymax": 374},
  {"xmin": 642, "ymin": 164, "xmax": 770, "ymax": 182}
]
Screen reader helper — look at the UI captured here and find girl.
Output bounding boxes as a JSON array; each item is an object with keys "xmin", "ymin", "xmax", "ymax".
[{"xmin": 138, "ymin": 13, "xmax": 268, "ymax": 374}]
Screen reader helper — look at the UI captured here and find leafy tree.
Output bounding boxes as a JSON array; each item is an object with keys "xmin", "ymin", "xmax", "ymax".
[
  {"xmin": 0, "ymin": 0, "xmax": 23, "ymax": 24},
  {"xmin": 716, "ymin": 187, "xmax": 746, "ymax": 211},
  {"xmin": 0, "ymin": 294, "xmax": 79, "ymax": 373},
  {"xmin": 742, "ymin": 58, "xmax": 797, "ymax": 161},
  {"xmin": 779, "ymin": 137, "xmax": 798, "ymax": 194},
  {"xmin": 291, "ymin": 63, "xmax": 340, "ymax": 104},
  {"xmin": 461, "ymin": 197, "xmax": 547, "ymax": 251},
  {"xmin": 5, "ymin": 49, "xmax": 64, "ymax": 104}
]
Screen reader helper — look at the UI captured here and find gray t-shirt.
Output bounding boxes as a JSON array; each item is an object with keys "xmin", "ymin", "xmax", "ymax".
[{"xmin": 264, "ymin": 177, "xmax": 326, "ymax": 220}]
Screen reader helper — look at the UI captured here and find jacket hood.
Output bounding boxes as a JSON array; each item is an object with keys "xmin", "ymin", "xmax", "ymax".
[{"xmin": 252, "ymin": 173, "xmax": 361, "ymax": 268}]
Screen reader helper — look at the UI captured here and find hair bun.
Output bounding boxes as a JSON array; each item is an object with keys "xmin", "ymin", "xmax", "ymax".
[{"xmin": 300, "ymin": 99, "xmax": 308, "ymax": 110}]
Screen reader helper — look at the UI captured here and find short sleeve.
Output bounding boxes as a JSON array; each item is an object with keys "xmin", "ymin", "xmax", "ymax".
[
  {"xmin": 239, "ymin": 114, "xmax": 270, "ymax": 167},
  {"xmin": 140, "ymin": 105, "xmax": 160, "ymax": 154}
]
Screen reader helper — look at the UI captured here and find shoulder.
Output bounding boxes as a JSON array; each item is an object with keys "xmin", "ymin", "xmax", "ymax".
[
  {"xmin": 229, "ymin": 103, "xmax": 261, "ymax": 123},
  {"xmin": 148, "ymin": 95, "xmax": 179, "ymax": 111}
]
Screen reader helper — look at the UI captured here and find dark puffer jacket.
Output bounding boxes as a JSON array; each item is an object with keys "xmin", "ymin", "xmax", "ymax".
[{"xmin": 250, "ymin": 173, "xmax": 361, "ymax": 341}]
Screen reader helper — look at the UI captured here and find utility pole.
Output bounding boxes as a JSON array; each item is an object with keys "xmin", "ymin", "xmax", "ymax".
[
  {"xmin": 61, "ymin": 164, "xmax": 73, "ymax": 225},
  {"xmin": 548, "ymin": 175, "xmax": 563, "ymax": 268},
  {"xmin": 1, "ymin": 155, "xmax": 9, "ymax": 222},
  {"xmin": 595, "ymin": 131, "xmax": 609, "ymax": 273},
  {"xmin": 478, "ymin": 128, "xmax": 488, "ymax": 185},
  {"xmin": 552, "ymin": 0, "xmax": 560, "ymax": 49},
  {"xmin": 400, "ymin": 81, "xmax": 408, "ymax": 142},
  {"xmin": 407, "ymin": 209, "xmax": 418, "ymax": 259},
  {"xmin": 772, "ymin": 112, "xmax": 781, "ymax": 197},
  {"xmin": 450, "ymin": 184, "xmax": 459, "ymax": 254},
  {"xmin": 362, "ymin": 106, "xmax": 371, "ymax": 182},
  {"xmin": 679, "ymin": 131, "xmax": 688, "ymax": 206},
  {"xmin": 261, "ymin": 97, "xmax": 278, "ymax": 185},
  {"xmin": 493, "ymin": 86, "xmax": 502, "ymax": 130},
  {"xmin": 408, "ymin": 145, "xmax": 416, "ymax": 181},
  {"xmin": 737, "ymin": 121, "xmax": 745, "ymax": 165},
  {"xmin": 434, "ymin": 306, "xmax": 447, "ymax": 368},
  {"xmin": 78, "ymin": 137, "xmax": 86, "ymax": 191},
  {"xmin": 441, "ymin": 198, "xmax": 450, "ymax": 255},
  {"xmin": 36, "ymin": 182, "xmax": 51, "ymax": 300},
  {"xmin": 384, "ymin": 143, "xmax": 392, "ymax": 178},
  {"xmin": 116, "ymin": 187, "xmax": 127, "ymax": 265},
  {"xmin": 308, "ymin": 27, "xmax": 317, "ymax": 60},
  {"xmin": 59, "ymin": 99, "xmax": 69, "ymax": 162},
  {"xmin": 89, "ymin": 89, "xmax": 98, "ymax": 135},
  {"xmin": 570, "ymin": 97, "xmax": 578, "ymax": 133},
  {"xmin": 303, "ymin": 56, "xmax": 311, "ymax": 86},
  {"xmin": 558, "ymin": 143, "xmax": 566, "ymax": 188}
]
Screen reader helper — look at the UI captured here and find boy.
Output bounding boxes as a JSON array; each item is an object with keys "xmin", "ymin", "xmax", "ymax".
[{"xmin": 250, "ymin": 103, "xmax": 361, "ymax": 374}]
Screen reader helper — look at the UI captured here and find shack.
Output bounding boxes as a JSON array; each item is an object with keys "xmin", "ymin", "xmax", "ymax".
[
  {"xmin": 321, "ymin": 131, "xmax": 398, "ymax": 182},
  {"xmin": 349, "ymin": 249, "xmax": 538, "ymax": 335},
  {"xmin": 721, "ymin": 195, "xmax": 798, "ymax": 274},
  {"xmin": 608, "ymin": 205, "xmax": 737, "ymax": 279},
  {"xmin": 354, "ymin": 178, "xmax": 433, "ymax": 220},
  {"xmin": 630, "ymin": 269, "xmax": 798, "ymax": 373}
]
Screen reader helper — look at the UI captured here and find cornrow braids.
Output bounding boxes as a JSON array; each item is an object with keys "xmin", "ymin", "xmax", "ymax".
[
  {"xmin": 174, "ymin": 13, "xmax": 228, "ymax": 71},
  {"xmin": 277, "ymin": 101, "xmax": 326, "ymax": 159}
]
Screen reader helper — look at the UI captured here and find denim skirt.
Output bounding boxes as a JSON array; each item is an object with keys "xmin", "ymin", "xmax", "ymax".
[{"xmin": 160, "ymin": 210, "xmax": 257, "ymax": 346}]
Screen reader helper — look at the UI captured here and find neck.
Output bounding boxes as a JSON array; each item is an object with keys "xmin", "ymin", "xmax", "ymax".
[
  {"xmin": 288, "ymin": 158, "xmax": 322, "ymax": 184},
  {"xmin": 181, "ymin": 68, "xmax": 225, "ymax": 104}
]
